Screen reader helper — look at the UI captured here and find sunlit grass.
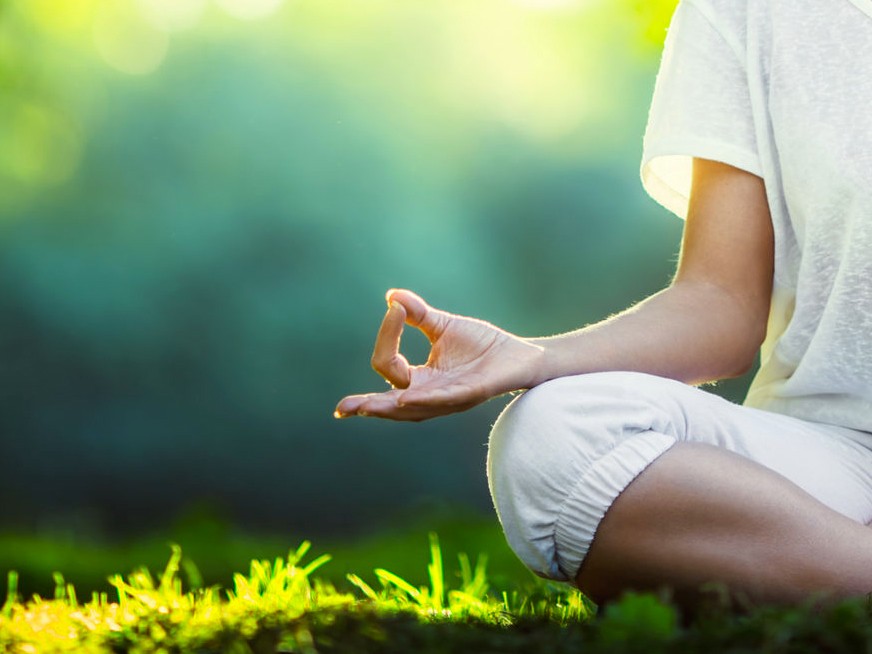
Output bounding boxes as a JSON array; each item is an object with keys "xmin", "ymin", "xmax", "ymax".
[
  {"xmin": 345, "ymin": 532, "xmax": 594, "ymax": 626},
  {"xmin": 0, "ymin": 534, "xmax": 597, "ymax": 653},
  {"xmin": 5, "ymin": 533, "xmax": 872, "ymax": 653}
]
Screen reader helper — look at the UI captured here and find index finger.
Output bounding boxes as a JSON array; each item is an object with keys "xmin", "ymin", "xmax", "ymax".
[
  {"xmin": 370, "ymin": 301, "xmax": 412, "ymax": 388},
  {"xmin": 386, "ymin": 289, "xmax": 450, "ymax": 342}
]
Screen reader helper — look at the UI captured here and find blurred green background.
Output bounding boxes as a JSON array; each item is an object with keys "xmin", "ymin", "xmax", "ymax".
[{"xmin": 2, "ymin": 0, "xmax": 755, "ymax": 596}]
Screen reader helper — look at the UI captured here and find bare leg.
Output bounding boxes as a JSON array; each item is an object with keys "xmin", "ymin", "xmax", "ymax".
[{"xmin": 576, "ymin": 442, "xmax": 872, "ymax": 608}]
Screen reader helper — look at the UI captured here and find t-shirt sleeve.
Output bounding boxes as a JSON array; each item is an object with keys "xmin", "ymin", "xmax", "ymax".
[{"xmin": 641, "ymin": 0, "xmax": 762, "ymax": 219}]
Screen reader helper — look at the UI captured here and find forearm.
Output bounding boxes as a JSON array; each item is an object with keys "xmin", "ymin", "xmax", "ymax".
[
  {"xmin": 526, "ymin": 279, "xmax": 768, "ymax": 388},
  {"xmin": 337, "ymin": 162, "xmax": 773, "ymax": 422}
]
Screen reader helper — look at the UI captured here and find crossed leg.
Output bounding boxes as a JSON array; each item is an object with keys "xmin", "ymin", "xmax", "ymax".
[
  {"xmin": 487, "ymin": 372, "xmax": 872, "ymax": 608},
  {"xmin": 575, "ymin": 441, "xmax": 872, "ymax": 607}
]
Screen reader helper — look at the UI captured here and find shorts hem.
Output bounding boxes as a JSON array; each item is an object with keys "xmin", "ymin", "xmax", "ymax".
[{"xmin": 553, "ymin": 431, "xmax": 677, "ymax": 581}]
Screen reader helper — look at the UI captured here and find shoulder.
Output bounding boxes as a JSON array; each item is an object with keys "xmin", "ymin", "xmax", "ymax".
[{"xmin": 676, "ymin": 0, "xmax": 775, "ymax": 62}]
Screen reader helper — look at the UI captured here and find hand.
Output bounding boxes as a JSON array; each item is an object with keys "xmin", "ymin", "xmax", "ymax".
[{"xmin": 334, "ymin": 289, "xmax": 544, "ymax": 421}]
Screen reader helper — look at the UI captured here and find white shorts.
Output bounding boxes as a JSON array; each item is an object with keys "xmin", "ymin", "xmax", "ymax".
[{"xmin": 487, "ymin": 372, "xmax": 872, "ymax": 584}]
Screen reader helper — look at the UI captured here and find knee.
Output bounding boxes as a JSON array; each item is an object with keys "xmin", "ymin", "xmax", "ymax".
[
  {"xmin": 487, "ymin": 372, "xmax": 684, "ymax": 582},
  {"xmin": 487, "ymin": 381, "xmax": 578, "ymax": 581},
  {"xmin": 488, "ymin": 372, "xmax": 680, "ymax": 483}
]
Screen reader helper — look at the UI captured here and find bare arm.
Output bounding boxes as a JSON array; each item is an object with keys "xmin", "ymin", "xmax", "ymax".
[
  {"xmin": 529, "ymin": 158, "xmax": 773, "ymax": 386},
  {"xmin": 335, "ymin": 159, "xmax": 773, "ymax": 420}
]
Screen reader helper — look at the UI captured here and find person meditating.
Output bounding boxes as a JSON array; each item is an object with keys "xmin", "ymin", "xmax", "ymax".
[{"xmin": 335, "ymin": 0, "xmax": 872, "ymax": 606}]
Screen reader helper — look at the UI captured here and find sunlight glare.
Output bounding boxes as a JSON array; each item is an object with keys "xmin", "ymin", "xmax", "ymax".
[
  {"xmin": 136, "ymin": 0, "xmax": 208, "ymax": 33},
  {"xmin": 511, "ymin": 0, "xmax": 600, "ymax": 11},
  {"xmin": 93, "ymin": 1, "xmax": 169, "ymax": 75},
  {"xmin": 214, "ymin": 0, "xmax": 286, "ymax": 21},
  {"xmin": 27, "ymin": 0, "xmax": 99, "ymax": 35},
  {"xmin": 443, "ymin": 5, "xmax": 606, "ymax": 145}
]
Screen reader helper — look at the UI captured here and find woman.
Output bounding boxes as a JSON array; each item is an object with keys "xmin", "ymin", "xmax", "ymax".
[{"xmin": 335, "ymin": 0, "xmax": 872, "ymax": 606}]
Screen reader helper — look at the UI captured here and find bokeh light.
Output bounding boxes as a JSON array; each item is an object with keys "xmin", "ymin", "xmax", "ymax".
[
  {"xmin": 0, "ymin": 101, "xmax": 82, "ymax": 192},
  {"xmin": 215, "ymin": 0, "xmax": 286, "ymax": 21},
  {"xmin": 136, "ymin": 0, "xmax": 208, "ymax": 33},
  {"xmin": 0, "ymin": 0, "xmax": 692, "ymax": 566},
  {"xmin": 27, "ymin": 0, "xmax": 98, "ymax": 36},
  {"xmin": 439, "ymin": 5, "xmax": 606, "ymax": 144},
  {"xmin": 93, "ymin": 0, "xmax": 169, "ymax": 75},
  {"xmin": 511, "ymin": 0, "xmax": 596, "ymax": 10}
]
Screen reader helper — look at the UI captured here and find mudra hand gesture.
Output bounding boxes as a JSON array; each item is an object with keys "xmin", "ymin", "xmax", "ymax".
[{"xmin": 334, "ymin": 289, "xmax": 544, "ymax": 421}]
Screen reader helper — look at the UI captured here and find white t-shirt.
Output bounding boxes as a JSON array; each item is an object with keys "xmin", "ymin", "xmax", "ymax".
[{"xmin": 642, "ymin": 0, "xmax": 872, "ymax": 433}]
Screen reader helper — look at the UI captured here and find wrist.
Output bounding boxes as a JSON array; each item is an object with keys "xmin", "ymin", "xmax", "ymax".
[
  {"xmin": 518, "ymin": 337, "xmax": 550, "ymax": 389},
  {"xmin": 526, "ymin": 332, "xmax": 603, "ymax": 386}
]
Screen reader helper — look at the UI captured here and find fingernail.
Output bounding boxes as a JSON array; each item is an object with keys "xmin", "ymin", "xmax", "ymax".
[{"xmin": 333, "ymin": 410, "xmax": 346, "ymax": 419}]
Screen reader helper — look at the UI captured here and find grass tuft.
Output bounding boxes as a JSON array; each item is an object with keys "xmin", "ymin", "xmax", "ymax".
[{"xmin": 2, "ymin": 534, "xmax": 872, "ymax": 652}]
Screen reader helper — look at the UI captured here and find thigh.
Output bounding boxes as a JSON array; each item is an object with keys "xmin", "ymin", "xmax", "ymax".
[
  {"xmin": 647, "ymin": 375, "xmax": 872, "ymax": 525},
  {"xmin": 576, "ymin": 440, "xmax": 872, "ymax": 606}
]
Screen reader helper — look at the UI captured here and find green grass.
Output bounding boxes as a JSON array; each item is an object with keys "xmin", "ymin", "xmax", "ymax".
[
  {"xmin": 5, "ymin": 530, "xmax": 872, "ymax": 653},
  {"xmin": 0, "ymin": 509, "xmax": 534, "ymax": 600},
  {"xmin": 0, "ymin": 533, "xmax": 592, "ymax": 653}
]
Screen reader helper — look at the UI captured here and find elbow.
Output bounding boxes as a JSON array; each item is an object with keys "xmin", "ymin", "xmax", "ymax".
[
  {"xmin": 719, "ymin": 318, "xmax": 767, "ymax": 379},
  {"xmin": 682, "ymin": 299, "xmax": 767, "ymax": 383},
  {"xmin": 723, "ymin": 352, "xmax": 757, "ymax": 379},
  {"xmin": 694, "ymin": 342, "xmax": 758, "ymax": 385},
  {"xmin": 672, "ymin": 277, "xmax": 770, "ymax": 383}
]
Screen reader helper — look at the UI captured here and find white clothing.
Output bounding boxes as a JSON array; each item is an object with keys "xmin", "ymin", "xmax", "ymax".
[
  {"xmin": 488, "ymin": 373, "xmax": 872, "ymax": 582},
  {"xmin": 488, "ymin": 0, "xmax": 872, "ymax": 585},
  {"xmin": 642, "ymin": 0, "xmax": 872, "ymax": 434}
]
